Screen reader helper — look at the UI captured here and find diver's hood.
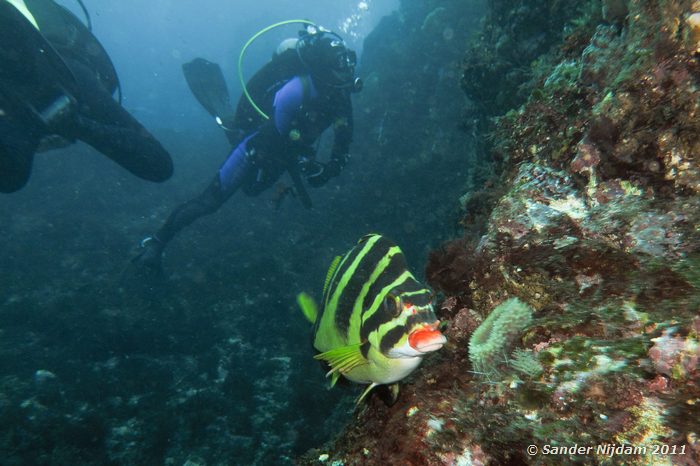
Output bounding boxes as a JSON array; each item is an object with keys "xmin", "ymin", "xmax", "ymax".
[{"xmin": 296, "ymin": 26, "xmax": 360, "ymax": 91}]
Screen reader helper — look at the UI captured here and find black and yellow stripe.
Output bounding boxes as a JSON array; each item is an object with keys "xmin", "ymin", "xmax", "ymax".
[
  {"xmin": 300, "ymin": 234, "xmax": 445, "ymax": 401},
  {"xmin": 314, "ymin": 234, "xmax": 433, "ymax": 354}
]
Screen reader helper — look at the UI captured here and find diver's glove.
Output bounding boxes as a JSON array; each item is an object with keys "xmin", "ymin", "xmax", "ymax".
[
  {"xmin": 297, "ymin": 157, "xmax": 325, "ymax": 187},
  {"xmin": 305, "ymin": 162, "xmax": 332, "ymax": 187},
  {"xmin": 325, "ymin": 152, "xmax": 350, "ymax": 178},
  {"xmin": 304, "ymin": 154, "xmax": 349, "ymax": 188}
]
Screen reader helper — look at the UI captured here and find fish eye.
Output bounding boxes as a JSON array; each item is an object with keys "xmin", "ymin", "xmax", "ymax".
[{"xmin": 383, "ymin": 295, "xmax": 403, "ymax": 317}]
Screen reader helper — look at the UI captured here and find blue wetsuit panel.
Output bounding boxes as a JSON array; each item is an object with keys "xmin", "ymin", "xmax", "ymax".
[
  {"xmin": 217, "ymin": 76, "xmax": 316, "ymax": 196},
  {"xmin": 218, "ymin": 133, "xmax": 254, "ymax": 193},
  {"xmin": 272, "ymin": 76, "xmax": 317, "ymax": 136}
]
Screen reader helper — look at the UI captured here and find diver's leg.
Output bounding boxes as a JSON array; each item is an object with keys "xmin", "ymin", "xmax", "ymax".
[
  {"xmin": 133, "ymin": 141, "xmax": 253, "ymax": 270},
  {"xmin": 70, "ymin": 111, "xmax": 173, "ymax": 182},
  {"xmin": 157, "ymin": 139, "xmax": 256, "ymax": 243},
  {"xmin": 66, "ymin": 60, "xmax": 173, "ymax": 182},
  {"xmin": 155, "ymin": 176, "xmax": 226, "ymax": 244}
]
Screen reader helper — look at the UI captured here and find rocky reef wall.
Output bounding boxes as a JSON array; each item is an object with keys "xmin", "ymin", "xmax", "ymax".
[
  {"xmin": 300, "ymin": 0, "xmax": 700, "ymax": 464},
  {"xmin": 330, "ymin": 0, "xmax": 485, "ymax": 260}
]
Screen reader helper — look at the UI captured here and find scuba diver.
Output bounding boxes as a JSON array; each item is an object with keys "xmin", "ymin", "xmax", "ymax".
[
  {"xmin": 133, "ymin": 23, "xmax": 361, "ymax": 272},
  {"xmin": 0, "ymin": 0, "xmax": 173, "ymax": 193}
]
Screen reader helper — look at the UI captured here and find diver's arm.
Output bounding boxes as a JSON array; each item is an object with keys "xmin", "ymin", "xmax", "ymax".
[
  {"xmin": 306, "ymin": 95, "xmax": 353, "ymax": 187},
  {"xmin": 70, "ymin": 112, "xmax": 173, "ymax": 182},
  {"xmin": 61, "ymin": 58, "xmax": 173, "ymax": 182},
  {"xmin": 329, "ymin": 94, "xmax": 353, "ymax": 170}
]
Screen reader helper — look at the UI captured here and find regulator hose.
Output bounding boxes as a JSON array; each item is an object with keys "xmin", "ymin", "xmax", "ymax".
[{"xmin": 238, "ymin": 19, "xmax": 316, "ymax": 120}]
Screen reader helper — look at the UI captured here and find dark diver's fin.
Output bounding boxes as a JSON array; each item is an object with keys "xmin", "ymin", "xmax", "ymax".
[{"xmin": 182, "ymin": 58, "xmax": 238, "ymax": 142}]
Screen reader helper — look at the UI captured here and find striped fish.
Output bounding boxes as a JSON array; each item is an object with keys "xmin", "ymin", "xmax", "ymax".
[{"xmin": 297, "ymin": 234, "xmax": 446, "ymax": 403}]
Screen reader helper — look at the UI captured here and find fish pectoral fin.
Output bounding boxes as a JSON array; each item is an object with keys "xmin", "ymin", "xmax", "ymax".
[
  {"xmin": 354, "ymin": 383, "xmax": 400, "ymax": 406},
  {"xmin": 314, "ymin": 343, "xmax": 367, "ymax": 382},
  {"xmin": 329, "ymin": 371, "xmax": 341, "ymax": 388},
  {"xmin": 387, "ymin": 383, "xmax": 400, "ymax": 406},
  {"xmin": 356, "ymin": 382, "xmax": 379, "ymax": 405},
  {"xmin": 296, "ymin": 292, "xmax": 318, "ymax": 324}
]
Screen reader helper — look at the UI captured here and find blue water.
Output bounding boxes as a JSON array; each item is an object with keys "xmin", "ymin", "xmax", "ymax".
[
  {"xmin": 0, "ymin": 0, "xmax": 482, "ymax": 464},
  {"xmin": 60, "ymin": 0, "xmax": 398, "ymax": 134}
]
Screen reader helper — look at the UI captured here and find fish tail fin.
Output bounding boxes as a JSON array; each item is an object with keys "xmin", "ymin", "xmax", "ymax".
[{"xmin": 296, "ymin": 292, "xmax": 318, "ymax": 324}]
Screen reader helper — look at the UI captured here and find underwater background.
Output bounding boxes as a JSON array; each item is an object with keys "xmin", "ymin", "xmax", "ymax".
[{"xmin": 2, "ymin": 0, "xmax": 700, "ymax": 465}]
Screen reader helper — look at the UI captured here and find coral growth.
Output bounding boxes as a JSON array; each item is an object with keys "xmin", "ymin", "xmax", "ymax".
[
  {"xmin": 468, "ymin": 298, "xmax": 534, "ymax": 375},
  {"xmin": 510, "ymin": 348, "xmax": 544, "ymax": 379}
]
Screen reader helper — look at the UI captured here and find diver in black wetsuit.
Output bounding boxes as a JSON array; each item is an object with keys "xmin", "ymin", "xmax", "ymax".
[
  {"xmin": 133, "ymin": 25, "xmax": 361, "ymax": 272},
  {"xmin": 0, "ymin": 0, "xmax": 173, "ymax": 193}
]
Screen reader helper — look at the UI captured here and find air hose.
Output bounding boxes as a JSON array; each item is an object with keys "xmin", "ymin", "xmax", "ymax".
[
  {"xmin": 73, "ymin": 0, "xmax": 122, "ymax": 104},
  {"xmin": 237, "ymin": 19, "xmax": 316, "ymax": 120},
  {"xmin": 75, "ymin": 0, "xmax": 91, "ymax": 31}
]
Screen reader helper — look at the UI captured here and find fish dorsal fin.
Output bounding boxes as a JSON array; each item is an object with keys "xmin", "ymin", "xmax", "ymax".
[
  {"xmin": 322, "ymin": 255, "xmax": 342, "ymax": 296},
  {"xmin": 296, "ymin": 292, "xmax": 318, "ymax": 324},
  {"xmin": 358, "ymin": 233, "xmax": 380, "ymax": 244},
  {"xmin": 314, "ymin": 342, "xmax": 367, "ymax": 386}
]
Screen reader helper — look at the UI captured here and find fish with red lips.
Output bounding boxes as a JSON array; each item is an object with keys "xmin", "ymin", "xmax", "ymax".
[{"xmin": 297, "ymin": 234, "xmax": 447, "ymax": 403}]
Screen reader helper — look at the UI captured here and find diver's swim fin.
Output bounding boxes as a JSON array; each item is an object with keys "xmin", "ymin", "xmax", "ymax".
[{"xmin": 182, "ymin": 58, "xmax": 238, "ymax": 143}]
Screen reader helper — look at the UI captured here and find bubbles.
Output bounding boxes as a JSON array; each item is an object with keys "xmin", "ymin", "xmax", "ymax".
[{"xmin": 339, "ymin": 0, "xmax": 374, "ymax": 41}]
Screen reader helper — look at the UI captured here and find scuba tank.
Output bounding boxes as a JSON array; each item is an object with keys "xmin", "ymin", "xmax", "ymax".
[{"xmin": 231, "ymin": 42, "xmax": 308, "ymax": 137}]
